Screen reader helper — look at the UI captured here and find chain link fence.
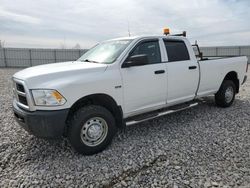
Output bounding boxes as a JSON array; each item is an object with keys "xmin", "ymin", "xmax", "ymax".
[
  {"xmin": 200, "ymin": 46, "xmax": 250, "ymax": 62},
  {"xmin": 0, "ymin": 46, "xmax": 249, "ymax": 67},
  {"xmin": 0, "ymin": 48, "xmax": 87, "ymax": 67}
]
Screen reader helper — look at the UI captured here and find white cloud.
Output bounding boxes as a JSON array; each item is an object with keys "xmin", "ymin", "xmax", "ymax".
[
  {"xmin": 0, "ymin": 6, "xmax": 40, "ymax": 24},
  {"xmin": 0, "ymin": 0, "xmax": 249, "ymax": 48}
]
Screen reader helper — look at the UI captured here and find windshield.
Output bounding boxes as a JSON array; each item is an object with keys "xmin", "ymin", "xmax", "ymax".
[{"xmin": 77, "ymin": 39, "xmax": 132, "ymax": 64}]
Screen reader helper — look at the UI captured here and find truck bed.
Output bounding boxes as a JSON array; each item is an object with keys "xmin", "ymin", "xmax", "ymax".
[{"xmin": 196, "ymin": 56, "xmax": 248, "ymax": 97}]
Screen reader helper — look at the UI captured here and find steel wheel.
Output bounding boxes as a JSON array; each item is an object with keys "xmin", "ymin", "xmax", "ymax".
[
  {"xmin": 80, "ymin": 117, "xmax": 108, "ymax": 147},
  {"xmin": 225, "ymin": 86, "xmax": 234, "ymax": 103},
  {"xmin": 68, "ymin": 105, "xmax": 117, "ymax": 155},
  {"xmin": 215, "ymin": 80, "xmax": 236, "ymax": 108}
]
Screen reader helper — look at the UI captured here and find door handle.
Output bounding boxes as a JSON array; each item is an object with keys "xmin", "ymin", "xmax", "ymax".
[
  {"xmin": 154, "ymin": 70, "xmax": 165, "ymax": 74},
  {"xmin": 189, "ymin": 66, "xmax": 197, "ymax": 70}
]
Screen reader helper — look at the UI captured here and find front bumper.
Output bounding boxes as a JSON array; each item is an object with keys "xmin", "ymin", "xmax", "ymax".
[{"xmin": 13, "ymin": 101, "xmax": 69, "ymax": 138}]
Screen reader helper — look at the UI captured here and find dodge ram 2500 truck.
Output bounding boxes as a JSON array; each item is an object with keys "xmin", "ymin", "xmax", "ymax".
[{"xmin": 13, "ymin": 32, "xmax": 248, "ymax": 155}]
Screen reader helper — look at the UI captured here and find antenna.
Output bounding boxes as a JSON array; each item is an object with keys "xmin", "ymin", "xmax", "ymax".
[{"xmin": 127, "ymin": 20, "xmax": 131, "ymax": 37}]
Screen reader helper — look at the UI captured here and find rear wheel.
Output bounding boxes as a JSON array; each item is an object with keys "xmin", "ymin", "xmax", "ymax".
[
  {"xmin": 68, "ymin": 105, "xmax": 117, "ymax": 155},
  {"xmin": 215, "ymin": 80, "xmax": 236, "ymax": 107}
]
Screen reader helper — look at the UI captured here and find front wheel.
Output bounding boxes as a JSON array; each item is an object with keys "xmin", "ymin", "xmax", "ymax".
[
  {"xmin": 68, "ymin": 105, "xmax": 117, "ymax": 155},
  {"xmin": 215, "ymin": 80, "xmax": 236, "ymax": 108}
]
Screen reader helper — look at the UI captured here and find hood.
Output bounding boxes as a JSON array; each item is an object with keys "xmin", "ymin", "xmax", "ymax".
[{"xmin": 13, "ymin": 61, "xmax": 108, "ymax": 81}]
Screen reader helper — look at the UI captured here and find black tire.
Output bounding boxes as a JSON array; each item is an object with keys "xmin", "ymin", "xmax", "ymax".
[
  {"xmin": 215, "ymin": 80, "xmax": 236, "ymax": 108},
  {"xmin": 68, "ymin": 105, "xmax": 117, "ymax": 155}
]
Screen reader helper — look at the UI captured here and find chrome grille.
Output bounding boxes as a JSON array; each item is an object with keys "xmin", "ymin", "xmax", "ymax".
[{"xmin": 13, "ymin": 80, "xmax": 29, "ymax": 110}]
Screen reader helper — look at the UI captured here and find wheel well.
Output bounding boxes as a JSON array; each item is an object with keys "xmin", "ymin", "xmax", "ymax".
[
  {"xmin": 65, "ymin": 94, "xmax": 124, "ymax": 135},
  {"xmin": 223, "ymin": 71, "xmax": 239, "ymax": 93}
]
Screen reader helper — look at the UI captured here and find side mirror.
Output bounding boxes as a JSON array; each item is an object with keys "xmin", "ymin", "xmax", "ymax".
[{"xmin": 122, "ymin": 54, "xmax": 149, "ymax": 68}]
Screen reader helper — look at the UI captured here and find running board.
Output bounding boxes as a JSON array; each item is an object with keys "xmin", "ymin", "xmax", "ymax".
[{"xmin": 125, "ymin": 102, "xmax": 199, "ymax": 126}]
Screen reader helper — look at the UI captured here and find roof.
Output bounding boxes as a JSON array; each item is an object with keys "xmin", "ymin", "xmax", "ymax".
[{"xmin": 106, "ymin": 35, "xmax": 186, "ymax": 41}]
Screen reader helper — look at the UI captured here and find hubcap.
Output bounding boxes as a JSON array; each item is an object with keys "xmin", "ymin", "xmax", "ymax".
[
  {"xmin": 80, "ymin": 117, "xmax": 108, "ymax": 147},
  {"xmin": 225, "ymin": 86, "xmax": 234, "ymax": 103}
]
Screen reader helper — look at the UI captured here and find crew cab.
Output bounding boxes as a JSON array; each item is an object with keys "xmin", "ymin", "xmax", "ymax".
[{"xmin": 12, "ymin": 31, "xmax": 248, "ymax": 155}]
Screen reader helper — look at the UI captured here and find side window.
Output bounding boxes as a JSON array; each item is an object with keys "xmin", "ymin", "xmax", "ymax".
[
  {"xmin": 164, "ymin": 40, "xmax": 190, "ymax": 62},
  {"xmin": 130, "ymin": 41, "xmax": 161, "ymax": 64}
]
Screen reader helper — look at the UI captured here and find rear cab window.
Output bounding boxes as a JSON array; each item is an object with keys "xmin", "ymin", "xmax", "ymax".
[{"xmin": 164, "ymin": 40, "xmax": 190, "ymax": 62}]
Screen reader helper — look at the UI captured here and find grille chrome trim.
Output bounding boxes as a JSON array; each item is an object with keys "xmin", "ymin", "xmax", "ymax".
[
  {"xmin": 14, "ymin": 99, "xmax": 30, "ymax": 110},
  {"xmin": 16, "ymin": 90, "xmax": 26, "ymax": 96}
]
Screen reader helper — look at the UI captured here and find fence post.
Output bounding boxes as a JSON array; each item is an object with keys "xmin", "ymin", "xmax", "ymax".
[
  {"xmin": 3, "ymin": 48, "xmax": 7, "ymax": 67},
  {"xmin": 215, "ymin": 47, "xmax": 218, "ymax": 56},
  {"xmin": 54, "ymin": 50, "xmax": 57, "ymax": 63},
  {"xmin": 29, "ymin": 49, "xmax": 32, "ymax": 66}
]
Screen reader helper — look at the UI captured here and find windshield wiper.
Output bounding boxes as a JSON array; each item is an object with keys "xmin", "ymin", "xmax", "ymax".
[{"xmin": 81, "ymin": 59, "xmax": 100, "ymax": 63}]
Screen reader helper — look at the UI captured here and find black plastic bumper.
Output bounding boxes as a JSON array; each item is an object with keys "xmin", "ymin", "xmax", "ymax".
[{"xmin": 13, "ymin": 102, "xmax": 69, "ymax": 138}]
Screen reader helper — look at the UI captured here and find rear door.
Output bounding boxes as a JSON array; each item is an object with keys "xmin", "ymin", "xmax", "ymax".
[{"xmin": 164, "ymin": 39, "xmax": 199, "ymax": 104}]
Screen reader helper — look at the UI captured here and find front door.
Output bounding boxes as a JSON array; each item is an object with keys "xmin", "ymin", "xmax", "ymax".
[{"xmin": 121, "ymin": 39, "xmax": 167, "ymax": 116}]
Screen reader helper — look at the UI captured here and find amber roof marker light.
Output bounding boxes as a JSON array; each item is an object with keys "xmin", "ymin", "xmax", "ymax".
[{"xmin": 163, "ymin": 28, "xmax": 170, "ymax": 35}]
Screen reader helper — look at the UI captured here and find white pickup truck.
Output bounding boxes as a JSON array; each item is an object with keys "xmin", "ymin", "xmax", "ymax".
[{"xmin": 13, "ymin": 33, "xmax": 248, "ymax": 155}]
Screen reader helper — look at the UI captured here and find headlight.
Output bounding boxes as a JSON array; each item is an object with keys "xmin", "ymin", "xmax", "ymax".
[{"xmin": 31, "ymin": 89, "xmax": 66, "ymax": 106}]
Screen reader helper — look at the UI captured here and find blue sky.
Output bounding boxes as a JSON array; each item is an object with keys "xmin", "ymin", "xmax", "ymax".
[{"xmin": 0, "ymin": 0, "xmax": 250, "ymax": 48}]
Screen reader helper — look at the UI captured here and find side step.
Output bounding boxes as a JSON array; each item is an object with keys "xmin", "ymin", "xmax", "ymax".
[{"xmin": 125, "ymin": 102, "xmax": 199, "ymax": 126}]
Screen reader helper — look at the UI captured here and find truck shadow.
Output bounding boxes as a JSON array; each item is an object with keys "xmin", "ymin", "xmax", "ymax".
[{"xmin": 118, "ymin": 97, "xmax": 249, "ymax": 145}]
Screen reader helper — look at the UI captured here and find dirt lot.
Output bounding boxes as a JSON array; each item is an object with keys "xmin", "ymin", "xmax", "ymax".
[{"xmin": 0, "ymin": 68, "xmax": 250, "ymax": 188}]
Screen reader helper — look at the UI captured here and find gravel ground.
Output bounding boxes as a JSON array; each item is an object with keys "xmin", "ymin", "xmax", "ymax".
[{"xmin": 0, "ymin": 68, "xmax": 250, "ymax": 188}]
